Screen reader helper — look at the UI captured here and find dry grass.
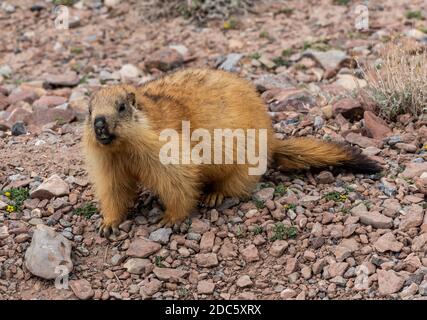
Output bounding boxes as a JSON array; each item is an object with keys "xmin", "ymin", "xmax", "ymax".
[{"xmin": 360, "ymin": 39, "xmax": 427, "ymax": 120}]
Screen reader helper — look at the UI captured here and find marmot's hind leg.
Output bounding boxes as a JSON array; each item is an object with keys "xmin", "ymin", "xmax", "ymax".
[{"xmin": 203, "ymin": 166, "xmax": 260, "ymax": 208}]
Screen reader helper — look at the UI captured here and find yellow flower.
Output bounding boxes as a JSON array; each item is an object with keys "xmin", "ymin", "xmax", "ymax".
[
  {"xmin": 4, "ymin": 191, "xmax": 11, "ymax": 198},
  {"xmin": 6, "ymin": 205, "xmax": 15, "ymax": 213}
]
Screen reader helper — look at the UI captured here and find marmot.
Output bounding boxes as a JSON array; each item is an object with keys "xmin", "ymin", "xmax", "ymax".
[{"xmin": 83, "ymin": 68, "xmax": 381, "ymax": 237}]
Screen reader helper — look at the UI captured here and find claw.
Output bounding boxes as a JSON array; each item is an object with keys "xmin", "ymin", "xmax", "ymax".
[
  {"xmin": 97, "ymin": 220, "xmax": 120, "ymax": 239},
  {"xmin": 204, "ymin": 192, "xmax": 224, "ymax": 208}
]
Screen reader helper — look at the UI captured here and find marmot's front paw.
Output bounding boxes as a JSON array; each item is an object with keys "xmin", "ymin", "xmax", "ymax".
[{"xmin": 97, "ymin": 219, "xmax": 120, "ymax": 238}]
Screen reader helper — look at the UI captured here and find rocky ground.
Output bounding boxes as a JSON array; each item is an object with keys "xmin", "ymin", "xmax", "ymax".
[{"xmin": 1, "ymin": 0, "xmax": 427, "ymax": 300}]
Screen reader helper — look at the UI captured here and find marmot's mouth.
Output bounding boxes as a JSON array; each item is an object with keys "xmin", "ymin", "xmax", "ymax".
[{"xmin": 96, "ymin": 134, "xmax": 115, "ymax": 145}]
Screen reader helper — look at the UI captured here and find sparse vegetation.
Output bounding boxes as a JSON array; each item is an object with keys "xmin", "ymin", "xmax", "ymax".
[
  {"xmin": 252, "ymin": 225, "xmax": 264, "ymax": 235},
  {"xmin": 270, "ymin": 222, "xmax": 298, "ymax": 241},
  {"xmin": 274, "ymin": 184, "xmax": 287, "ymax": 197},
  {"xmin": 324, "ymin": 191, "xmax": 348, "ymax": 202},
  {"xmin": 155, "ymin": 256, "xmax": 166, "ymax": 268},
  {"xmin": 406, "ymin": 10, "xmax": 424, "ymax": 20},
  {"xmin": 2, "ymin": 188, "xmax": 29, "ymax": 212},
  {"xmin": 254, "ymin": 199, "xmax": 265, "ymax": 209},
  {"xmin": 361, "ymin": 39, "xmax": 427, "ymax": 120},
  {"xmin": 73, "ymin": 203, "xmax": 97, "ymax": 218},
  {"xmin": 333, "ymin": 0, "xmax": 350, "ymax": 5}
]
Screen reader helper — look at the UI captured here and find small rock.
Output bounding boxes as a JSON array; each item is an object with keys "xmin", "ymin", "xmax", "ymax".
[
  {"xmin": 354, "ymin": 211, "xmax": 392, "ymax": 229},
  {"xmin": 345, "ymin": 132, "xmax": 380, "ymax": 149},
  {"xmin": 69, "ymin": 279, "xmax": 94, "ymax": 300},
  {"xmin": 126, "ymin": 238, "xmax": 161, "ymax": 258},
  {"xmin": 253, "ymin": 187, "xmax": 274, "ymax": 202},
  {"xmin": 316, "ymin": 171, "xmax": 334, "ymax": 184},
  {"xmin": 140, "ymin": 278, "xmax": 162, "ymax": 297},
  {"xmin": 400, "ymin": 205, "xmax": 424, "ymax": 231},
  {"xmin": 33, "ymin": 96, "xmax": 67, "ymax": 110},
  {"xmin": 119, "ymin": 64, "xmax": 141, "ymax": 82},
  {"xmin": 197, "ymin": 280, "xmax": 215, "ymax": 294},
  {"xmin": 332, "ymin": 98, "xmax": 363, "ymax": 120},
  {"xmin": 218, "ymin": 53, "xmax": 243, "ymax": 72},
  {"xmin": 30, "ymin": 174, "xmax": 69, "ymax": 200},
  {"xmin": 303, "ymin": 49, "xmax": 347, "ymax": 70},
  {"xmin": 377, "ymin": 269, "xmax": 405, "ymax": 296},
  {"xmin": 236, "ymin": 275, "xmax": 253, "ymax": 288},
  {"xmin": 44, "ymin": 72, "xmax": 79, "ymax": 87},
  {"xmin": 149, "ymin": 228, "xmax": 172, "ymax": 244},
  {"xmin": 374, "ymin": 232, "xmax": 403, "ymax": 253},
  {"xmin": 123, "ymin": 258, "xmax": 153, "ymax": 275},
  {"xmin": 195, "ymin": 253, "xmax": 218, "ymax": 267},
  {"xmin": 364, "ymin": 111, "xmax": 392, "ymax": 140},
  {"xmin": 11, "ymin": 122, "xmax": 26, "ymax": 136},
  {"xmin": 280, "ymin": 288, "xmax": 297, "ymax": 299},
  {"xmin": 153, "ymin": 267, "xmax": 188, "ymax": 282},
  {"xmin": 145, "ymin": 48, "xmax": 183, "ymax": 72},
  {"xmin": 401, "ymin": 162, "xmax": 427, "ymax": 178},
  {"xmin": 269, "ymin": 240, "xmax": 288, "ymax": 257},
  {"xmin": 240, "ymin": 244, "xmax": 259, "ymax": 262},
  {"xmin": 189, "ymin": 218, "xmax": 210, "ymax": 234}
]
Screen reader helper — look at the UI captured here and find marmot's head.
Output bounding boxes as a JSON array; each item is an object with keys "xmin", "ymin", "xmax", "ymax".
[{"xmin": 87, "ymin": 86, "xmax": 139, "ymax": 146}]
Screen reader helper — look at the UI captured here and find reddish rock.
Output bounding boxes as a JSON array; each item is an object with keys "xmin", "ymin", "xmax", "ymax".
[
  {"xmin": 33, "ymin": 95, "xmax": 67, "ymax": 110},
  {"xmin": 345, "ymin": 132, "xmax": 381, "ymax": 148},
  {"xmin": 364, "ymin": 111, "xmax": 392, "ymax": 140},
  {"xmin": 332, "ymin": 98, "xmax": 364, "ymax": 120},
  {"xmin": 126, "ymin": 238, "xmax": 161, "ymax": 258},
  {"xmin": 374, "ymin": 232, "xmax": 403, "ymax": 253},
  {"xmin": 195, "ymin": 253, "xmax": 218, "ymax": 267},
  {"xmin": 0, "ymin": 93, "xmax": 9, "ymax": 111},
  {"xmin": 197, "ymin": 280, "xmax": 215, "ymax": 294},
  {"xmin": 6, "ymin": 107, "xmax": 32, "ymax": 124},
  {"xmin": 240, "ymin": 244, "xmax": 259, "ymax": 262},
  {"xmin": 399, "ymin": 205, "xmax": 424, "ymax": 231},
  {"xmin": 44, "ymin": 72, "xmax": 80, "ymax": 87},
  {"xmin": 69, "ymin": 279, "xmax": 94, "ymax": 300},
  {"xmin": 152, "ymin": 267, "xmax": 188, "ymax": 282},
  {"xmin": 401, "ymin": 162, "xmax": 427, "ymax": 178},
  {"xmin": 377, "ymin": 270, "xmax": 405, "ymax": 296},
  {"xmin": 145, "ymin": 48, "xmax": 183, "ymax": 72},
  {"xmin": 26, "ymin": 108, "xmax": 76, "ymax": 127},
  {"xmin": 7, "ymin": 90, "xmax": 38, "ymax": 105}
]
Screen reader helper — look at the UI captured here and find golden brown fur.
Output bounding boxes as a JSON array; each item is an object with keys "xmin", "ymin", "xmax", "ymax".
[{"xmin": 83, "ymin": 69, "xmax": 381, "ymax": 237}]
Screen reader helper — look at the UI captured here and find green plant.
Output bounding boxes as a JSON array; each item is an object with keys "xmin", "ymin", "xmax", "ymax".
[
  {"xmin": 73, "ymin": 203, "xmax": 97, "ymax": 218},
  {"xmin": 283, "ymin": 203, "xmax": 296, "ymax": 211},
  {"xmin": 178, "ymin": 287, "xmax": 190, "ymax": 298},
  {"xmin": 270, "ymin": 222, "xmax": 298, "ymax": 241},
  {"xmin": 281, "ymin": 48, "xmax": 294, "ymax": 57},
  {"xmin": 333, "ymin": 0, "xmax": 350, "ymax": 5},
  {"xmin": 53, "ymin": 0, "xmax": 77, "ymax": 5},
  {"xmin": 324, "ymin": 191, "xmax": 348, "ymax": 202},
  {"xmin": 274, "ymin": 184, "xmax": 287, "ymax": 197},
  {"xmin": 275, "ymin": 7, "xmax": 294, "ymax": 17},
  {"xmin": 2, "ymin": 188, "xmax": 29, "ymax": 211},
  {"xmin": 70, "ymin": 47, "xmax": 83, "ymax": 55},
  {"xmin": 406, "ymin": 10, "xmax": 424, "ymax": 20},
  {"xmin": 250, "ymin": 52, "xmax": 261, "ymax": 60},
  {"xmin": 272, "ymin": 56, "xmax": 291, "ymax": 67},
  {"xmin": 254, "ymin": 199, "xmax": 265, "ymax": 210},
  {"xmin": 259, "ymin": 31, "xmax": 270, "ymax": 39},
  {"xmin": 223, "ymin": 17, "xmax": 238, "ymax": 30},
  {"xmin": 252, "ymin": 225, "xmax": 264, "ymax": 235},
  {"xmin": 155, "ymin": 256, "xmax": 165, "ymax": 268}
]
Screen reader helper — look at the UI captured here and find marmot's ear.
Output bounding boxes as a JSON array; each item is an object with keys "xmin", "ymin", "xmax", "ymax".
[{"xmin": 126, "ymin": 92, "xmax": 136, "ymax": 106}]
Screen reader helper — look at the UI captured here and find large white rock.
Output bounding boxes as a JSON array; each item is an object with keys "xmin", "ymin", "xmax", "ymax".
[{"xmin": 25, "ymin": 224, "xmax": 73, "ymax": 279}]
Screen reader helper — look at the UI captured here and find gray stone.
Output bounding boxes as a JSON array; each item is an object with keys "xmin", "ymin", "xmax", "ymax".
[
  {"xmin": 24, "ymin": 224, "xmax": 73, "ymax": 279},
  {"xmin": 30, "ymin": 174, "xmax": 69, "ymax": 200},
  {"xmin": 149, "ymin": 228, "xmax": 172, "ymax": 244}
]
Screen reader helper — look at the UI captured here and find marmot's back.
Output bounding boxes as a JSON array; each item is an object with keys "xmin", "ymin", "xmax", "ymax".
[{"xmin": 138, "ymin": 69, "xmax": 274, "ymax": 136}]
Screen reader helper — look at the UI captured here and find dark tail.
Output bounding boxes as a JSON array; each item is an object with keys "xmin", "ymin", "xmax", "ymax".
[{"xmin": 273, "ymin": 137, "xmax": 382, "ymax": 174}]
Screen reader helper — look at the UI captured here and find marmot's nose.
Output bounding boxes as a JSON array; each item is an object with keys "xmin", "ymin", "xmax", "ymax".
[{"xmin": 94, "ymin": 116, "xmax": 106, "ymax": 129}]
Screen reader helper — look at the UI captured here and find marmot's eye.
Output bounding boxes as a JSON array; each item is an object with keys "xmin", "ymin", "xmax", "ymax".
[{"xmin": 118, "ymin": 102, "xmax": 126, "ymax": 113}]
